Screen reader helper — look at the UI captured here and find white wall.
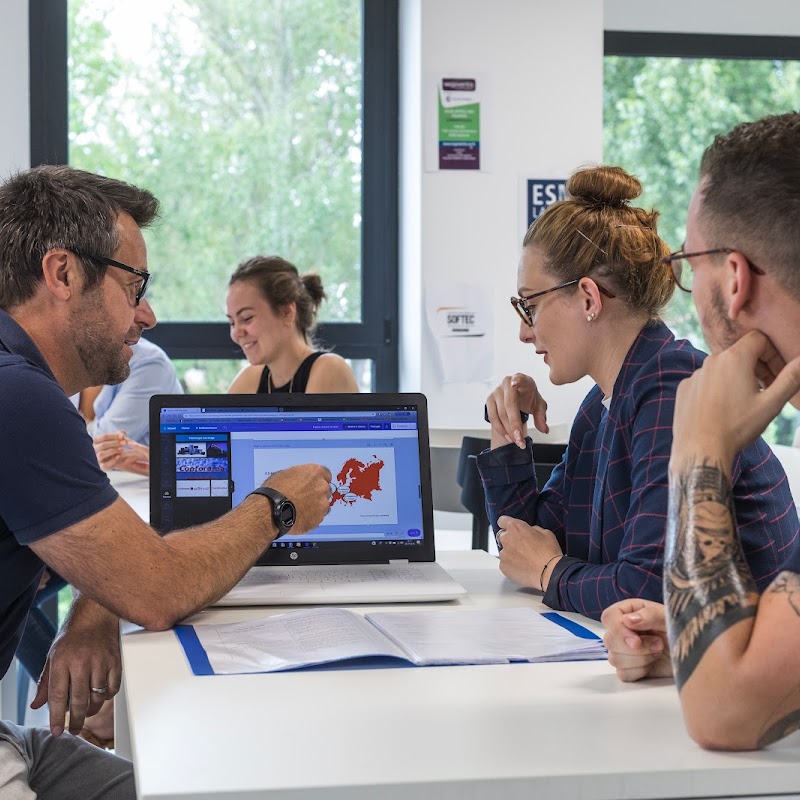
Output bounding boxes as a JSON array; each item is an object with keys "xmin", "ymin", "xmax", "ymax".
[
  {"xmin": 400, "ymin": 0, "xmax": 602, "ymax": 434},
  {"xmin": 605, "ymin": 0, "xmax": 800, "ymax": 36},
  {"xmin": 0, "ymin": 0, "xmax": 30, "ymax": 177}
]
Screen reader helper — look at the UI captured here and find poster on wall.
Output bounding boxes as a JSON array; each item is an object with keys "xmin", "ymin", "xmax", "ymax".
[
  {"xmin": 425, "ymin": 74, "xmax": 491, "ymax": 172},
  {"xmin": 425, "ymin": 286, "xmax": 493, "ymax": 384},
  {"xmin": 519, "ymin": 174, "xmax": 568, "ymax": 238}
]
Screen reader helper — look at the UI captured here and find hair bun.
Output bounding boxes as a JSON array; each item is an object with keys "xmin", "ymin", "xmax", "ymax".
[
  {"xmin": 567, "ymin": 165, "xmax": 642, "ymax": 209},
  {"xmin": 301, "ymin": 272, "xmax": 327, "ymax": 307}
]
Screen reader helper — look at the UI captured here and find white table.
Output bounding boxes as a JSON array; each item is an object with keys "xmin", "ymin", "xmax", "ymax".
[
  {"xmin": 108, "ymin": 470, "xmax": 150, "ymax": 519},
  {"xmin": 116, "ymin": 549, "xmax": 800, "ymax": 800}
]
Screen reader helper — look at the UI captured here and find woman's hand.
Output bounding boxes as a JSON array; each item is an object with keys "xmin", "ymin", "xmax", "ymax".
[
  {"xmin": 93, "ymin": 431, "xmax": 150, "ymax": 476},
  {"xmin": 496, "ymin": 514, "xmax": 562, "ymax": 590},
  {"xmin": 601, "ymin": 599, "xmax": 673, "ymax": 682},
  {"xmin": 486, "ymin": 373, "xmax": 548, "ymax": 449}
]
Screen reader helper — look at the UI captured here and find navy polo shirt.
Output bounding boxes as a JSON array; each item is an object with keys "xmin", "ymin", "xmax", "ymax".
[{"xmin": 0, "ymin": 310, "xmax": 117, "ymax": 679}]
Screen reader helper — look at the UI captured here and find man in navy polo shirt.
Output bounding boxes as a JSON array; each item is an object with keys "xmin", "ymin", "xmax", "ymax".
[
  {"xmin": 0, "ymin": 165, "xmax": 332, "ymax": 799},
  {"xmin": 602, "ymin": 112, "xmax": 800, "ymax": 750}
]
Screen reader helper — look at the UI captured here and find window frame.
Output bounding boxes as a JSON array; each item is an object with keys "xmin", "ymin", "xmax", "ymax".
[
  {"xmin": 603, "ymin": 28, "xmax": 800, "ymax": 447},
  {"xmin": 29, "ymin": 0, "xmax": 399, "ymax": 391},
  {"xmin": 605, "ymin": 30, "xmax": 800, "ymax": 60}
]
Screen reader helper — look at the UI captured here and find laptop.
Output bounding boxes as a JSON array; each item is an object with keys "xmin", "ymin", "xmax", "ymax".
[{"xmin": 149, "ymin": 392, "xmax": 466, "ymax": 605}]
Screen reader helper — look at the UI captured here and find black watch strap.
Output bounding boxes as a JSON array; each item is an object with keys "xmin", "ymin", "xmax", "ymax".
[
  {"xmin": 249, "ymin": 486, "xmax": 296, "ymax": 535},
  {"xmin": 484, "ymin": 403, "xmax": 529, "ymax": 425}
]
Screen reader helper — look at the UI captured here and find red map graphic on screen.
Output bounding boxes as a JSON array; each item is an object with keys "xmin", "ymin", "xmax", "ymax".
[{"xmin": 331, "ymin": 455, "xmax": 385, "ymax": 507}]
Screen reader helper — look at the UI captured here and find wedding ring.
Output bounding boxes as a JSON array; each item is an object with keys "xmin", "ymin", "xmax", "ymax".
[{"xmin": 90, "ymin": 687, "xmax": 108, "ymax": 695}]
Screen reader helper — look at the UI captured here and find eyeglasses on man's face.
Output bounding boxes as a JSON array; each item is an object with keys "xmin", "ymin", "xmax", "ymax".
[
  {"xmin": 510, "ymin": 278, "xmax": 616, "ymax": 327},
  {"xmin": 661, "ymin": 247, "xmax": 765, "ymax": 294},
  {"xmin": 73, "ymin": 251, "xmax": 151, "ymax": 306}
]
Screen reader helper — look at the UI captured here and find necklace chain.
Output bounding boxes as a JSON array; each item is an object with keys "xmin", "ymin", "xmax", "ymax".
[{"xmin": 267, "ymin": 371, "xmax": 294, "ymax": 394}]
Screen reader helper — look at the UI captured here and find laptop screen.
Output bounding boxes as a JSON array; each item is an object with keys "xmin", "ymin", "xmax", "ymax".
[{"xmin": 149, "ymin": 393, "xmax": 435, "ymax": 566}]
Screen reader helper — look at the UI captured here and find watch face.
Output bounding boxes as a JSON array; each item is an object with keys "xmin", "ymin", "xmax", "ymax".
[{"xmin": 278, "ymin": 501, "xmax": 296, "ymax": 529}]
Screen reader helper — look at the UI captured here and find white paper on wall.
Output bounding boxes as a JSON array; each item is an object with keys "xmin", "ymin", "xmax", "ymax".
[{"xmin": 425, "ymin": 285, "xmax": 493, "ymax": 384}]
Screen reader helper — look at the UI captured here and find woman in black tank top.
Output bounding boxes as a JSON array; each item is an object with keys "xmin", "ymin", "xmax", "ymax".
[
  {"xmin": 225, "ymin": 255, "xmax": 359, "ymax": 395},
  {"xmin": 255, "ymin": 351, "xmax": 324, "ymax": 393}
]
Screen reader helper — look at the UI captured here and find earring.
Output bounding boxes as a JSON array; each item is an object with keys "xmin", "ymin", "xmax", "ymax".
[{"xmin": 586, "ymin": 312, "xmax": 596, "ymax": 322}]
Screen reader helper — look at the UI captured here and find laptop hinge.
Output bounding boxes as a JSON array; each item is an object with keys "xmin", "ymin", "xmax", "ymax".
[{"xmin": 389, "ymin": 559, "xmax": 410, "ymax": 565}]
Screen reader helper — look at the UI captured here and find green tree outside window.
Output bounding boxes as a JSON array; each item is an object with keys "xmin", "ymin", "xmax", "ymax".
[
  {"xmin": 68, "ymin": 0, "xmax": 362, "ymax": 326},
  {"xmin": 604, "ymin": 55, "xmax": 800, "ymax": 444}
]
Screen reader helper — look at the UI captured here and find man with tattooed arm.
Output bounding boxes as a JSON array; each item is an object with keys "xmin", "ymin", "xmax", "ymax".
[{"xmin": 601, "ymin": 112, "xmax": 800, "ymax": 751}]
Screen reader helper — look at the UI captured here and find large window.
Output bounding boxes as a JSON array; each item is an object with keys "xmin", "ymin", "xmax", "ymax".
[
  {"xmin": 604, "ymin": 32, "xmax": 800, "ymax": 444},
  {"xmin": 30, "ymin": 0, "xmax": 398, "ymax": 392}
]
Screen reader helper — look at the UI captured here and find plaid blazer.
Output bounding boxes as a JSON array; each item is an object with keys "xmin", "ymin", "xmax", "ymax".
[{"xmin": 478, "ymin": 321, "xmax": 799, "ymax": 620}]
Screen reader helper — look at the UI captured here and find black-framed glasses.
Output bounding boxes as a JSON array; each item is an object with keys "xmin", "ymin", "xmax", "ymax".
[
  {"xmin": 511, "ymin": 279, "xmax": 616, "ymax": 327},
  {"xmin": 73, "ymin": 251, "xmax": 151, "ymax": 306},
  {"xmin": 661, "ymin": 248, "xmax": 765, "ymax": 294}
]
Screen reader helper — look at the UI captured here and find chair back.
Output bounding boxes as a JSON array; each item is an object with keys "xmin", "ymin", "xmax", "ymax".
[
  {"xmin": 431, "ymin": 436, "xmax": 567, "ymax": 552},
  {"xmin": 533, "ymin": 442, "xmax": 568, "ymax": 488},
  {"xmin": 430, "ymin": 445, "xmax": 466, "ymax": 514},
  {"xmin": 458, "ymin": 436, "xmax": 491, "ymax": 550}
]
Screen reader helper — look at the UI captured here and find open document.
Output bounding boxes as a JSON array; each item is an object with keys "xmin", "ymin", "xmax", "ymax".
[{"xmin": 175, "ymin": 607, "xmax": 606, "ymax": 675}]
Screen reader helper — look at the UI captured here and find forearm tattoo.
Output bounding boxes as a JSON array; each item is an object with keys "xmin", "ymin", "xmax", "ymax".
[
  {"xmin": 755, "ymin": 572, "xmax": 800, "ymax": 747},
  {"xmin": 768, "ymin": 571, "xmax": 800, "ymax": 617},
  {"xmin": 664, "ymin": 459, "xmax": 758, "ymax": 690},
  {"xmin": 757, "ymin": 709, "xmax": 800, "ymax": 749}
]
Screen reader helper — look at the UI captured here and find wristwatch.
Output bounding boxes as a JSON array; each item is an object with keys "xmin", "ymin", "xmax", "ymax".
[
  {"xmin": 484, "ymin": 404, "xmax": 530, "ymax": 425},
  {"xmin": 249, "ymin": 487, "xmax": 297, "ymax": 536}
]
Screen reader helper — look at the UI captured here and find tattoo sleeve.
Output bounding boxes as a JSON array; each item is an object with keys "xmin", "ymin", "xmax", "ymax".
[
  {"xmin": 664, "ymin": 458, "xmax": 759, "ymax": 690},
  {"xmin": 757, "ymin": 708, "xmax": 800, "ymax": 748},
  {"xmin": 768, "ymin": 571, "xmax": 800, "ymax": 618},
  {"xmin": 755, "ymin": 572, "xmax": 800, "ymax": 747}
]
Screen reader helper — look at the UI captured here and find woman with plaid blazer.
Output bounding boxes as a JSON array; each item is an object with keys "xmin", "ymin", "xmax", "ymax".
[{"xmin": 480, "ymin": 166, "xmax": 797, "ymax": 620}]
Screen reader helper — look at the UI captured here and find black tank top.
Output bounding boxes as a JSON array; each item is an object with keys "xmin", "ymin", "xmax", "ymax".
[{"xmin": 256, "ymin": 351, "xmax": 324, "ymax": 394}]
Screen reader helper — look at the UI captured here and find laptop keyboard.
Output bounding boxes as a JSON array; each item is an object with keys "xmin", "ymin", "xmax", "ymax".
[{"xmin": 243, "ymin": 566, "xmax": 426, "ymax": 585}]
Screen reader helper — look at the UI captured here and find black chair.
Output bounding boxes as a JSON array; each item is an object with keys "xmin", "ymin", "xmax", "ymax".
[
  {"xmin": 430, "ymin": 438, "xmax": 491, "ymax": 550},
  {"xmin": 456, "ymin": 436, "xmax": 491, "ymax": 550},
  {"xmin": 532, "ymin": 442, "xmax": 568, "ymax": 488},
  {"xmin": 457, "ymin": 438, "xmax": 568, "ymax": 552},
  {"xmin": 431, "ymin": 437, "xmax": 568, "ymax": 552},
  {"xmin": 429, "ymin": 445, "xmax": 466, "ymax": 515}
]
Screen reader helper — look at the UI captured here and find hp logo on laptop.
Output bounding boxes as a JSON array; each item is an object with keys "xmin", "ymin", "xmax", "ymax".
[{"xmin": 290, "ymin": 551, "xmax": 298, "ymax": 560}]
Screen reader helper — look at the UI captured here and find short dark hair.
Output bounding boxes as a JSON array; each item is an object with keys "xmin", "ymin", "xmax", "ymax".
[
  {"xmin": 699, "ymin": 112, "xmax": 800, "ymax": 300},
  {"xmin": 0, "ymin": 165, "xmax": 160, "ymax": 310},
  {"xmin": 229, "ymin": 255, "xmax": 327, "ymax": 345}
]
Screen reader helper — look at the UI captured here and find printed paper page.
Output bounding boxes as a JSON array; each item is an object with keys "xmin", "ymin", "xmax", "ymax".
[
  {"xmin": 192, "ymin": 607, "xmax": 408, "ymax": 674},
  {"xmin": 366, "ymin": 607, "xmax": 605, "ymax": 666}
]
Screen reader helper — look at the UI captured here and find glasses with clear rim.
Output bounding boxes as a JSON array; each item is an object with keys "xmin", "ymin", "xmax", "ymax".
[
  {"xmin": 661, "ymin": 247, "xmax": 765, "ymax": 293},
  {"xmin": 73, "ymin": 250, "xmax": 151, "ymax": 305}
]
